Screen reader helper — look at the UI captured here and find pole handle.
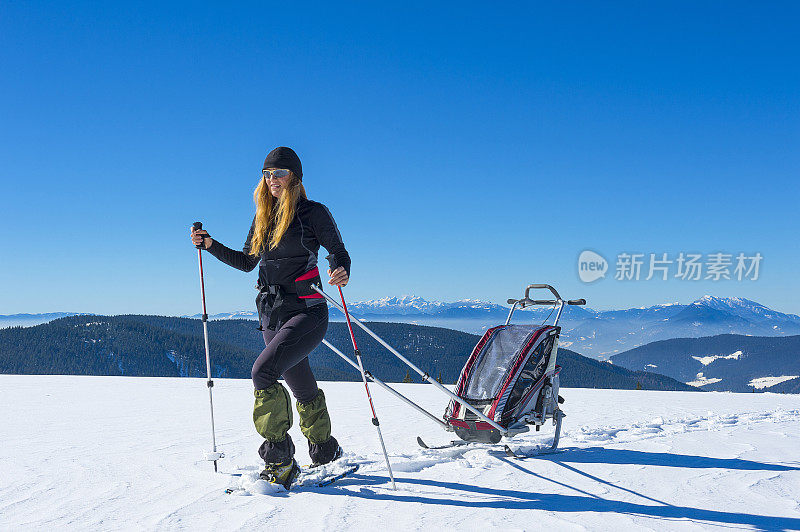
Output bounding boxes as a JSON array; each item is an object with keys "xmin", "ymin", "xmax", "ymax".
[
  {"xmin": 325, "ymin": 253, "xmax": 339, "ymax": 272},
  {"xmin": 193, "ymin": 221, "xmax": 204, "ymax": 249}
]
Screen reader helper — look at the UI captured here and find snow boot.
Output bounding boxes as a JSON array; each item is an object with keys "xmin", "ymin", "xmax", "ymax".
[
  {"xmin": 296, "ymin": 389, "xmax": 340, "ymax": 467},
  {"xmin": 257, "ymin": 433, "xmax": 296, "ymax": 465},
  {"xmin": 309, "ymin": 438, "xmax": 342, "ymax": 468},
  {"xmin": 259, "ymin": 458, "xmax": 301, "ymax": 490}
]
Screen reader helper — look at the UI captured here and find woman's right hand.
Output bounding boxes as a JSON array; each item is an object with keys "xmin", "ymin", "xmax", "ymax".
[{"xmin": 190, "ymin": 226, "xmax": 213, "ymax": 249}]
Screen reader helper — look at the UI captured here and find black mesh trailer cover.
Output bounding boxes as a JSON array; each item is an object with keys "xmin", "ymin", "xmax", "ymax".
[{"xmin": 446, "ymin": 324, "xmax": 560, "ymax": 435}]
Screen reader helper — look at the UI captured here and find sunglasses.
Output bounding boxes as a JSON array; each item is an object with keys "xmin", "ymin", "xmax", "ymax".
[{"xmin": 263, "ymin": 169, "xmax": 291, "ymax": 179}]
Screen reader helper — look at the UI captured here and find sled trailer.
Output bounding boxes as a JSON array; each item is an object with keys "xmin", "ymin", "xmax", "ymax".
[{"xmin": 312, "ymin": 282, "xmax": 585, "ymax": 451}]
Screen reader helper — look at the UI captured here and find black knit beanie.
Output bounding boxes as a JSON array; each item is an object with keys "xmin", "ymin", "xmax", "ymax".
[{"xmin": 263, "ymin": 146, "xmax": 303, "ymax": 180}]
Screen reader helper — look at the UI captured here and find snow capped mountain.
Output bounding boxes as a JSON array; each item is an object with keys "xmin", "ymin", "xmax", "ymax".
[
  {"xmin": 178, "ymin": 294, "xmax": 800, "ymax": 359},
  {"xmin": 348, "ymin": 295, "xmax": 447, "ymax": 315},
  {"xmin": 9, "ymin": 295, "xmax": 800, "ymax": 360},
  {"xmin": 600, "ymin": 302, "xmax": 683, "ymax": 322},
  {"xmin": 565, "ymin": 296, "xmax": 800, "ymax": 358},
  {"xmin": 692, "ymin": 295, "xmax": 764, "ymax": 311},
  {"xmin": 689, "ymin": 295, "xmax": 800, "ymax": 324},
  {"xmin": 181, "ymin": 295, "xmax": 507, "ymax": 320},
  {"xmin": 346, "ymin": 295, "xmax": 510, "ymax": 316},
  {"xmin": 668, "ymin": 303, "xmax": 753, "ymax": 327},
  {"xmin": 184, "ymin": 310, "xmax": 259, "ymax": 321}
]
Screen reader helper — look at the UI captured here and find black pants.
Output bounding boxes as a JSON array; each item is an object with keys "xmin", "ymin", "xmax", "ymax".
[{"xmin": 252, "ymin": 303, "xmax": 328, "ymax": 403}]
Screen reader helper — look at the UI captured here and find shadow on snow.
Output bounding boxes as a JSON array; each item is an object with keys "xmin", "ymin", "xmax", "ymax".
[
  {"xmin": 320, "ymin": 448, "xmax": 799, "ymax": 531},
  {"xmin": 542, "ymin": 446, "xmax": 800, "ymax": 472}
]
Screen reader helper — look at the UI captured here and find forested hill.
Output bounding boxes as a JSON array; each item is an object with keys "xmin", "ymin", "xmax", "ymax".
[
  {"xmin": 0, "ymin": 314, "xmax": 694, "ymax": 391},
  {"xmin": 611, "ymin": 334, "xmax": 800, "ymax": 393}
]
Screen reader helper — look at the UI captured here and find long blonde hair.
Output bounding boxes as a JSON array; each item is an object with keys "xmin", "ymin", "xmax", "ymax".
[{"xmin": 249, "ymin": 172, "xmax": 307, "ymax": 256}]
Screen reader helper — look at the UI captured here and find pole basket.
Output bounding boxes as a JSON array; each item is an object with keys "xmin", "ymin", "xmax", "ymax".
[{"xmin": 204, "ymin": 451, "xmax": 225, "ymax": 462}]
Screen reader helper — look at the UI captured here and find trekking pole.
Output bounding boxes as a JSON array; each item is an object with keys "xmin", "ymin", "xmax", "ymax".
[
  {"xmin": 192, "ymin": 221, "xmax": 223, "ymax": 472},
  {"xmin": 336, "ymin": 284, "xmax": 397, "ymax": 490}
]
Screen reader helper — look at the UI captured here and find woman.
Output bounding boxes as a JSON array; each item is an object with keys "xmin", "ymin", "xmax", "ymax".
[{"xmin": 189, "ymin": 146, "xmax": 350, "ymax": 489}]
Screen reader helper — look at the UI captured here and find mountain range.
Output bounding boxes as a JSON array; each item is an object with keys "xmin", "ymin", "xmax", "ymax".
[
  {"xmin": 0, "ymin": 312, "xmax": 82, "ymax": 328},
  {"xmin": 3, "ymin": 312, "xmax": 796, "ymax": 394},
  {"xmin": 185, "ymin": 295, "xmax": 800, "ymax": 359},
  {"xmin": 0, "ymin": 314, "xmax": 695, "ymax": 392},
  {"xmin": 4, "ymin": 295, "xmax": 799, "ymax": 360}
]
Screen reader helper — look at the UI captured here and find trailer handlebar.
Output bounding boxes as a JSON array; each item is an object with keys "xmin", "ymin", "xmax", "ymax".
[
  {"xmin": 506, "ymin": 288, "xmax": 586, "ymax": 310},
  {"xmin": 524, "ymin": 284, "xmax": 562, "ymax": 301}
]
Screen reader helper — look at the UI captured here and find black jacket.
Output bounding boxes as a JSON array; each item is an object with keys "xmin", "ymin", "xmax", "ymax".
[{"xmin": 207, "ymin": 197, "xmax": 350, "ymax": 323}]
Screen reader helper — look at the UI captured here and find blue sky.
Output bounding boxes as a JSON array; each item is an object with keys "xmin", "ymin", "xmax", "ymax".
[{"xmin": 1, "ymin": 2, "xmax": 798, "ymax": 315}]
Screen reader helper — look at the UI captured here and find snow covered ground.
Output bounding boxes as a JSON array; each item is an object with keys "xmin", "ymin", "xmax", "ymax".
[
  {"xmin": 2, "ymin": 375, "xmax": 800, "ymax": 531},
  {"xmin": 686, "ymin": 373, "xmax": 724, "ymax": 387},
  {"xmin": 749, "ymin": 376, "xmax": 800, "ymax": 390}
]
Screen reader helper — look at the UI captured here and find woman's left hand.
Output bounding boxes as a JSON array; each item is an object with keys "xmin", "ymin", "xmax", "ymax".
[{"xmin": 328, "ymin": 266, "xmax": 349, "ymax": 287}]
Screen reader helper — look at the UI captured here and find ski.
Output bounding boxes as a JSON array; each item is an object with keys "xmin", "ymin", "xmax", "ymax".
[
  {"xmin": 310, "ymin": 464, "xmax": 360, "ymax": 488},
  {"xmin": 503, "ymin": 445, "xmax": 522, "ymax": 459},
  {"xmin": 418, "ymin": 436, "xmax": 527, "ymax": 459},
  {"xmin": 416, "ymin": 436, "xmax": 473, "ymax": 450},
  {"xmin": 224, "ymin": 463, "xmax": 360, "ymax": 494}
]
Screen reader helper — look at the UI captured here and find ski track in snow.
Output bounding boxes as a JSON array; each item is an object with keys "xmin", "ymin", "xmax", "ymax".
[{"xmin": 2, "ymin": 375, "xmax": 800, "ymax": 531}]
